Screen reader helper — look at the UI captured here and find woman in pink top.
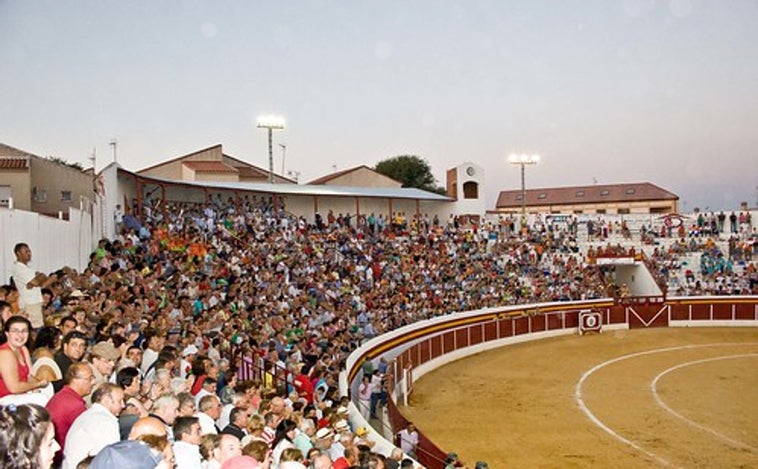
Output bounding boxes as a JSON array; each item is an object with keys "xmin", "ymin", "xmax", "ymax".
[{"xmin": 0, "ymin": 316, "xmax": 48, "ymax": 401}]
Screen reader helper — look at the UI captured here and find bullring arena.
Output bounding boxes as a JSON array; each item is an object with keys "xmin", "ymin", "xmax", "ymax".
[
  {"xmin": 346, "ymin": 299, "xmax": 758, "ymax": 468},
  {"xmin": 0, "ymin": 174, "xmax": 756, "ymax": 469}
]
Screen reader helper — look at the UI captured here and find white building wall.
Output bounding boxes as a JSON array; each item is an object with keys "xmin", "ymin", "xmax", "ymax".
[{"xmin": 1, "ymin": 206, "xmax": 94, "ymax": 284}]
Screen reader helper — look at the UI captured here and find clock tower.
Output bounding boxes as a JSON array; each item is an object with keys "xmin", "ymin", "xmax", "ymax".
[{"xmin": 446, "ymin": 162, "xmax": 485, "ymax": 217}]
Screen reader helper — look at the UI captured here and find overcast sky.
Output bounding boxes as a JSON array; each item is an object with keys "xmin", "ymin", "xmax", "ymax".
[{"xmin": 1, "ymin": 0, "xmax": 756, "ymax": 212}]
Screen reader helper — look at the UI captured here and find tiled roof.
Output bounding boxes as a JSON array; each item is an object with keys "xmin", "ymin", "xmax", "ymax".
[
  {"xmin": 0, "ymin": 157, "xmax": 29, "ymax": 169},
  {"xmin": 183, "ymin": 161, "xmax": 238, "ymax": 173},
  {"xmin": 136, "ymin": 144, "xmax": 297, "ymax": 183},
  {"xmin": 138, "ymin": 144, "xmax": 224, "ymax": 173},
  {"xmin": 495, "ymin": 182, "xmax": 678, "ymax": 208},
  {"xmin": 0, "ymin": 143, "xmax": 36, "ymax": 158},
  {"xmin": 232, "ymin": 165, "xmax": 269, "ymax": 178},
  {"xmin": 307, "ymin": 165, "xmax": 400, "ymax": 185}
]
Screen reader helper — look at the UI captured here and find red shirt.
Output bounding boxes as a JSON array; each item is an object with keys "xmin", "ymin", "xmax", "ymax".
[
  {"xmin": 293, "ymin": 373, "xmax": 314, "ymax": 403},
  {"xmin": 45, "ymin": 385, "xmax": 86, "ymax": 448},
  {"xmin": 0, "ymin": 342, "xmax": 30, "ymax": 398}
]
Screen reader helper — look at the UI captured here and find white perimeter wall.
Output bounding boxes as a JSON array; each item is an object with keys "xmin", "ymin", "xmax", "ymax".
[{"xmin": 0, "ymin": 207, "xmax": 97, "ymax": 284}]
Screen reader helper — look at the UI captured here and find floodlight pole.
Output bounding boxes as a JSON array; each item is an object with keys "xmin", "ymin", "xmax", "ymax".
[
  {"xmin": 508, "ymin": 153, "xmax": 540, "ymax": 226},
  {"xmin": 257, "ymin": 116, "xmax": 285, "ymax": 184}
]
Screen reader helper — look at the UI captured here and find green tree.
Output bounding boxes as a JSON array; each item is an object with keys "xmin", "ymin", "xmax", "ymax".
[
  {"xmin": 375, "ymin": 155, "xmax": 446, "ymax": 194},
  {"xmin": 47, "ymin": 156, "xmax": 84, "ymax": 171}
]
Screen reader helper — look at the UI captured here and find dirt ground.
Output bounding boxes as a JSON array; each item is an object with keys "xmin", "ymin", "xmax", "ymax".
[{"xmin": 400, "ymin": 327, "xmax": 758, "ymax": 468}]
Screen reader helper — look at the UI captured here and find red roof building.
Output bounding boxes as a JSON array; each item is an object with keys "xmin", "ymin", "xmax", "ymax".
[{"xmin": 492, "ymin": 182, "xmax": 679, "ymax": 215}]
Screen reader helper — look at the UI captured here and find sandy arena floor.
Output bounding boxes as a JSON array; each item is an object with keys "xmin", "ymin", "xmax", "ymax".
[{"xmin": 400, "ymin": 327, "xmax": 758, "ymax": 468}]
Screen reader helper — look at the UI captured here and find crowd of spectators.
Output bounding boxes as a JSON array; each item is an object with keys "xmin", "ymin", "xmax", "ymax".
[{"xmin": 0, "ymin": 195, "xmax": 756, "ymax": 469}]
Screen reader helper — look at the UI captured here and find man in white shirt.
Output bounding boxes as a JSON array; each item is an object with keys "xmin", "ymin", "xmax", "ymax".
[
  {"xmin": 10, "ymin": 243, "xmax": 57, "ymax": 328},
  {"xmin": 140, "ymin": 329, "xmax": 165, "ymax": 376},
  {"xmin": 63, "ymin": 383, "xmax": 125, "ymax": 469},
  {"xmin": 197, "ymin": 394, "xmax": 222, "ymax": 435},
  {"xmin": 397, "ymin": 423, "xmax": 419, "ymax": 458},
  {"xmin": 173, "ymin": 416, "xmax": 203, "ymax": 469}
]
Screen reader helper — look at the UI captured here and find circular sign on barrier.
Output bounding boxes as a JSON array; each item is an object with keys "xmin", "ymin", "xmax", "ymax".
[{"xmin": 579, "ymin": 310, "xmax": 603, "ymax": 335}]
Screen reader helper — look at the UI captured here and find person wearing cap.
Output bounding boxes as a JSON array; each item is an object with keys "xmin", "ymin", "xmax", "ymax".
[
  {"xmin": 179, "ymin": 344, "xmax": 199, "ymax": 380},
  {"xmin": 90, "ymin": 341, "xmax": 121, "ymax": 388},
  {"xmin": 474, "ymin": 461, "xmax": 489, "ymax": 469},
  {"xmin": 313, "ymin": 427, "xmax": 335, "ymax": 461}
]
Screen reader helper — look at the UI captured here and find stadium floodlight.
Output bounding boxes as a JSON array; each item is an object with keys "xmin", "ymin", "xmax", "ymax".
[
  {"xmin": 257, "ymin": 115, "xmax": 286, "ymax": 183},
  {"xmin": 508, "ymin": 153, "xmax": 540, "ymax": 225}
]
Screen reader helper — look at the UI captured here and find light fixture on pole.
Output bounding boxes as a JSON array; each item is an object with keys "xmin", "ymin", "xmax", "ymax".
[
  {"xmin": 257, "ymin": 115, "xmax": 286, "ymax": 183},
  {"xmin": 508, "ymin": 153, "xmax": 540, "ymax": 225}
]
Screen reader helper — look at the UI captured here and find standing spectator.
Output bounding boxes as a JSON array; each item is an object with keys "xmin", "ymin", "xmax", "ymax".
[
  {"xmin": 397, "ymin": 423, "xmax": 419, "ymax": 459},
  {"xmin": 10, "ymin": 243, "xmax": 57, "ymax": 329},
  {"xmin": 357, "ymin": 374, "xmax": 371, "ymax": 420},
  {"xmin": 369, "ymin": 370, "xmax": 386, "ymax": 419},
  {"xmin": 62, "ymin": 383, "xmax": 124, "ymax": 469},
  {"xmin": 0, "ymin": 403, "xmax": 60, "ymax": 469}
]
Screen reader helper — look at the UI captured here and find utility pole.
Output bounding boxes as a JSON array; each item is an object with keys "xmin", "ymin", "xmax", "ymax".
[
  {"xmin": 109, "ymin": 139, "xmax": 117, "ymax": 163},
  {"xmin": 279, "ymin": 143, "xmax": 287, "ymax": 175}
]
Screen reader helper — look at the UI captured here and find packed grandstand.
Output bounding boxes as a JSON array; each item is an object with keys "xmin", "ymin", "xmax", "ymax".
[{"xmin": 0, "ymin": 194, "xmax": 755, "ymax": 469}]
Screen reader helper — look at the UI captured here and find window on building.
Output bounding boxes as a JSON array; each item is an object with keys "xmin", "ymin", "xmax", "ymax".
[
  {"xmin": 576, "ymin": 191, "xmax": 585, "ymax": 197},
  {"xmin": 462, "ymin": 181, "xmax": 478, "ymax": 199},
  {"xmin": 515, "ymin": 194, "xmax": 523, "ymax": 201},
  {"xmin": 573, "ymin": 210, "xmax": 583, "ymax": 214},
  {"xmin": 618, "ymin": 208, "xmax": 630, "ymax": 214},
  {"xmin": 32, "ymin": 187, "xmax": 47, "ymax": 203},
  {"xmin": 597, "ymin": 209, "xmax": 606, "ymax": 214},
  {"xmin": 0, "ymin": 185, "xmax": 10, "ymax": 207},
  {"xmin": 538, "ymin": 193, "xmax": 547, "ymax": 199},
  {"xmin": 61, "ymin": 191, "xmax": 72, "ymax": 201},
  {"xmin": 600, "ymin": 190, "xmax": 610, "ymax": 196},
  {"xmin": 625, "ymin": 188, "xmax": 635, "ymax": 195}
]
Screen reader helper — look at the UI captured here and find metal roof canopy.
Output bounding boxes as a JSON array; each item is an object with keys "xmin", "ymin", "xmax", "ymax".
[{"xmin": 122, "ymin": 168, "xmax": 452, "ymax": 202}]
